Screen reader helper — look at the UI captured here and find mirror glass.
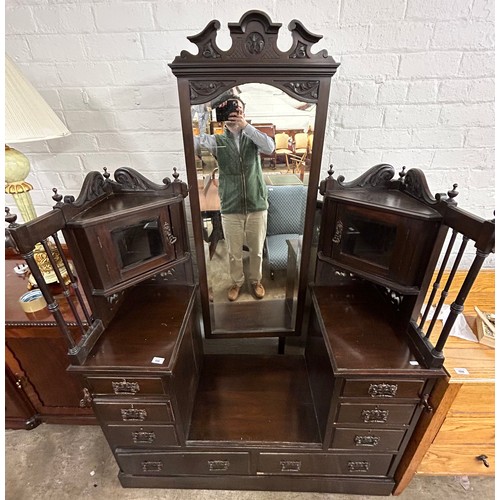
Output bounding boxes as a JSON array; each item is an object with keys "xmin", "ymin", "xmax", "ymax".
[
  {"xmin": 192, "ymin": 83, "xmax": 316, "ymax": 334},
  {"xmin": 112, "ymin": 218, "xmax": 163, "ymax": 268}
]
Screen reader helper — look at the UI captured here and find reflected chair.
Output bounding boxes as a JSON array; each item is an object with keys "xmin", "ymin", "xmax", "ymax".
[
  {"xmin": 294, "ymin": 132, "xmax": 314, "ymax": 180},
  {"xmin": 274, "ymin": 132, "xmax": 293, "ymax": 171},
  {"xmin": 265, "ymin": 185, "xmax": 308, "ymax": 279},
  {"xmin": 254, "ymin": 123, "xmax": 276, "ymax": 169}
]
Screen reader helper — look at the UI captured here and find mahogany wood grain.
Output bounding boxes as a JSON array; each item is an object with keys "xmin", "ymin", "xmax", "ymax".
[
  {"xmin": 76, "ymin": 284, "xmax": 196, "ymax": 371},
  {"xmin": 188, "ymin": 354, "xmax": 321, "ymax": 444}
]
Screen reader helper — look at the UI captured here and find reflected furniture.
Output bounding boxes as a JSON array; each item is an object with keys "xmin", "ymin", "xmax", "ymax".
[
  {"xmin": 265, "ymin": 185, "xmax": 307, "ymax": 278},
  {"xmin": 274, "ymin": 132, "xmax": 294, "ymax": 171},
  {"xmin": 253, "ymin": 123, "xmax": 277, "ymax": 168},
  {"xmin": 5, "ymin": 10, "xmax": 495, "ymax": 497}
]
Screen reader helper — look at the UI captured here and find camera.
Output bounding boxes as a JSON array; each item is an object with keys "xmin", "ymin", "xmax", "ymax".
[{"xmin": 215, "ymin": 100, "xmax": 239, "ymax": 122}]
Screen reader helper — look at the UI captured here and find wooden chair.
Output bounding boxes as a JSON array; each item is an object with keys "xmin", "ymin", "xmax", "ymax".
[{"xmin": 274, "ymin": 132, "xmax": 293, "ymax": 171}]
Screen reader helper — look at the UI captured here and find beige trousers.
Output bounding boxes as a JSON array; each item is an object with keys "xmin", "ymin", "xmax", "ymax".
[{"xmin": 221, "ymin": 210, "xmax": 267, "ymax": 287}]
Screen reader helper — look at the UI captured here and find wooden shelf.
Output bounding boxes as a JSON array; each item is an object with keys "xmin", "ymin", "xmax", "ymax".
[{"xmin": 188, "ymin": 354, "xmax": 321, "ymax": 446}]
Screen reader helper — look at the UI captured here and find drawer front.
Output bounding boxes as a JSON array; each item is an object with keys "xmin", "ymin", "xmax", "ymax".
[
  {"xmin": 93, "ymin": 401, "xmax": 174, "ymax": 423},
  {"xmin": 418, "ymin": 444, "xmax": 495, "ymax": 475},
  {"xmin": 103, "ymin": 424, "xmax": 179, "ymax": 449},
  {"xmin": 433, "ymin": 416, "xmax": 494, "ymax": 446},
  {"xmin": 86, "ymin": 376, "xmax": 168, "ymax": 397},
  {"xmin": 450, "ymin": 384, "xmax": 494, "ymax": 415},
  {"xmin": 342, "ymin": 379, "xmax": 424, "ymax": 399},
  {"xmin": 258, "ymin": 453, "xmax": 393, "ymax": 476},
  {"xmin": 330, "ymin": 428, "xmax": 406, "ymax": 452},
  {"xmin": 336, "ymin": 403, "xmax": 416, "ymax": 426},
  {"xmin": 116, "ymin": 451, "xmax": 250, "ymax": 476}
]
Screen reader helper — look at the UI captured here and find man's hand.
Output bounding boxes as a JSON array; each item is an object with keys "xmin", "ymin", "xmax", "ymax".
[{"xmin": 225, "ymin": 111, "xmax": 248, "ymax": 133}]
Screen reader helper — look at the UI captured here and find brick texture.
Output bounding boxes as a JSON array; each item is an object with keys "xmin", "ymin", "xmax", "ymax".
[{"xmin": 5, "ymin": 0, "xmax": 494, "ymax": 255}]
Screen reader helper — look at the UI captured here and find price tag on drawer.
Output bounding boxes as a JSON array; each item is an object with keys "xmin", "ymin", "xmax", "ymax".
[
  {"xmin": 151, "ymin": 357, "xmax": 165, "ymax": 364},
  {"xmin": 454, "ymin": 367, "xmax": 470, "ymax": 375}
]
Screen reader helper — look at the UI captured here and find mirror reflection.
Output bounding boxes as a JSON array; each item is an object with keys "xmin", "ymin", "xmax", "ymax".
[{"xmin": 192, "ymin": 83, "xmax": 316, "ymax": 333}]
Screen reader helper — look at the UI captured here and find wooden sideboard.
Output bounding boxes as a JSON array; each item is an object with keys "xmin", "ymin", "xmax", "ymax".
[
  {"xmin": 5, "ymin": 259, "xmax": 96, "ymax": 427},
  {"xmin": 394, "ymin": 269, "xmax": 495, "ymax": 493}
]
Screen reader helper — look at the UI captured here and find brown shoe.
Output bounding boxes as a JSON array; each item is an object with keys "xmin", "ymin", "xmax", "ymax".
[
  {"xmin": 251, "ymin": 282, "xmax": 265, "ymax": 299},
  {"xmin": 227, "ymin": 284, "xmax": 241, "ymax": 302}
]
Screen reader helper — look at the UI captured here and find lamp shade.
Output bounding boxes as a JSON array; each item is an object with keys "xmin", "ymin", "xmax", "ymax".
[{"xmin": 5, "ymin": 55, "xmax": 70, "ymax": 144}]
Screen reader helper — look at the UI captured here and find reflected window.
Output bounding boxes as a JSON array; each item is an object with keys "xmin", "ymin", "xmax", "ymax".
[{"xmin": 112, "ymin": 218, "xmax": 163, "ymax": 268}]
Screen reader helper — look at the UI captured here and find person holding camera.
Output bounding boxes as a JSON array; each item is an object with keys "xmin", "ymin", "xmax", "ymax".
[{"xmin": 195, "ymin": 96, "xmax": 275, "ymax": 302}]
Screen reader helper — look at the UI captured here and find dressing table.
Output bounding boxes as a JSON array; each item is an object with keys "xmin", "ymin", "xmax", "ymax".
[{"xmin": 6, "ymin": 11, "xmax": 494, "ymax": 496}]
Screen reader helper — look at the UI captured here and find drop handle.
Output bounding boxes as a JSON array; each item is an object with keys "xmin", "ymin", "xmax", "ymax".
[
  {"xmin": 476, "ymin": 455, "xmax": 490, "ymax": 468},
  {"xmin": 419, "ymin": 393, "xmax": 433, "ymax": 413}
]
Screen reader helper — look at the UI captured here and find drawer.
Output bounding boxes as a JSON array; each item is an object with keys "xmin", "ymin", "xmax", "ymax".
[
  {"xmin": 258, "ymin": 452, "xmax": 393, "ymax": 476},
  {"xmin": 418, "ymin": 444, "xmax": 495, "ymax": 475},
  {"xmin": 433, "ymin": 416, "xmax": 494, "ymax": 446},
  {"xmin": 93, "ymin": 400, "xmax": 174, "ymax": 423},
  {"xmin": 330, "ymin": 428, "xmax": 406, "ymax": 452},
  {"xmin": 336, "ymin": 403, "xmax": 416, "ymax": 426},
  {"xmin": 342, "ymin": 379, "xmax": 424, "ymax": 399},
  {"xmin": 86, "ymin": 376, "xmax": 168, "ymax": 397},
  {"xmin": 450, "ymin": 384, "xmax": 494, "ymax": 415},
  {"xmin": 116, "ymin": 451, "xmax": 250, "ymax": 476},
  {"xmin": 103, "ymin": 424, "xmax": 179, "ymax": 449}
]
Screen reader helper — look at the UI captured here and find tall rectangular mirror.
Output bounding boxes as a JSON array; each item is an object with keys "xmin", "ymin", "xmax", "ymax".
[{"xmin": 170, "ymin": 11, "xmax": 339, "ymax": 338}]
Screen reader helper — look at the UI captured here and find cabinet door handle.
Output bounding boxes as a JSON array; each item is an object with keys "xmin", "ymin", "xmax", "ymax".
[
  {"xmin": 476, "ymin": 455, "xmax": 490, "ymax": 468},
  {"xmin": 419, "ymin": 393, "xmax": 433, "ymax": 413}
]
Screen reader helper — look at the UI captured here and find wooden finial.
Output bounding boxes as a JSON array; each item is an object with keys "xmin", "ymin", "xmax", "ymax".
[
  {"xmin": 448, "ymin": 183, "xmax": 459, "ymax": 200},
  {"xmin": 103, "ymin": 167, "xmax": 110, "ymax": 180},
  {"xmin": 172, "ymin": 167, "xmax": 180, "ymax": 181},
  {"xmin": 5, "ymin": 207, "xmax": 17, "ymax": 225},
  {"xmin": 399, "ymin": 166, "xmax": 407, "ymax": 182},
  {"xmin": 327, "ymin": 165, "xmax": 334, "ymax": 178},
  {"xmin": 52, "ymin": 187, "xmax": 63, "ymax": 204}
]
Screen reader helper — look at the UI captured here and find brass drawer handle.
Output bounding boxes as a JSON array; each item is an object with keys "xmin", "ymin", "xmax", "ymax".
[
  {"xmin": 280, "ymin": 460, "xmax": 302, "ymax": 472},
  {"xmin": 121, "ymin": 408, "xmax": 148, "ymax": 421},
  {"xmin": 361, "ymin": 407, "xmax": 389, "ymax": 423},
  {"xmin": 208, "ymin": 460, "xmax": 230, "ymax": 472},
  {"xmin": 132, "ymin": 431, "xmax": 156, "ymax": 444},
  {"xmin": 112, "ymin": 381, "xmax": 140, "ymax": 395},
  {"xmin": 354, "ymin": 435, "xmax": 380, "ymax": 447},
  {"xmin": 368, "ymin": 383, "xmax": 398, "ymax": 398},
  {"xmin": 348, "ymin": 461, "xmax": 370, "ymax": 473},
  {"xmin": 142, "ymin": 461, "xmax": 163, "ymax": 472}
]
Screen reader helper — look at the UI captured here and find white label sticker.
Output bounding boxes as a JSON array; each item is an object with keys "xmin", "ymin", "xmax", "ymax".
[
  {"xmin": 454, "ymin": 367, "xmax": 469, "ymax": 375},
  {"xmin": 151, "ymin": 357, "xmax": 165, "ymax": 365},
  {"xmin": 409, "ymin": 360, "xmax": 420, "ymax": 366}
]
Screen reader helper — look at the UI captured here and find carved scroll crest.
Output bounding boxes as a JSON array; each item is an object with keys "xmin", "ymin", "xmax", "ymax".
[
  {"xmin": 402, "ymin": 168, "xmax": 441, "ymax": 205},
  {"xmin": 170, "ymin": 10, "xmax": 339, "ymax": 104},
  {"xmin": 337, "ymin": 164, "xmax": 396, "ymax": 189}
]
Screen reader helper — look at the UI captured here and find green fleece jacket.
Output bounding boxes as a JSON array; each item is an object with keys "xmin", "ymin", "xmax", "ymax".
[{"xmin": 215, "ymin": 129, "xmax": 268, "ymax": 214}]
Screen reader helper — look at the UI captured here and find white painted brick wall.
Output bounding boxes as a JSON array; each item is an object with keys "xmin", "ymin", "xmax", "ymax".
[{"xmin": 5, "ymin": 0, "xmax": 495, "ymax": 269}]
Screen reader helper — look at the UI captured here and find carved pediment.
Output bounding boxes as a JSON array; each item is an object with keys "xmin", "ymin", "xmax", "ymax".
[{"xmin": 170, "ymin": 10, "xmax": 339, "ymax": 104}]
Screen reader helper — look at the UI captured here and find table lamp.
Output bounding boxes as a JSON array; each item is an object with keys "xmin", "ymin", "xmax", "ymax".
[
  {"xmin": 5, "ymin": 55, "xmax": 71, "ymax": 286},
  {"xmin": 5, "ymin": 54, "xmax": 71, "ymax": 222}
]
